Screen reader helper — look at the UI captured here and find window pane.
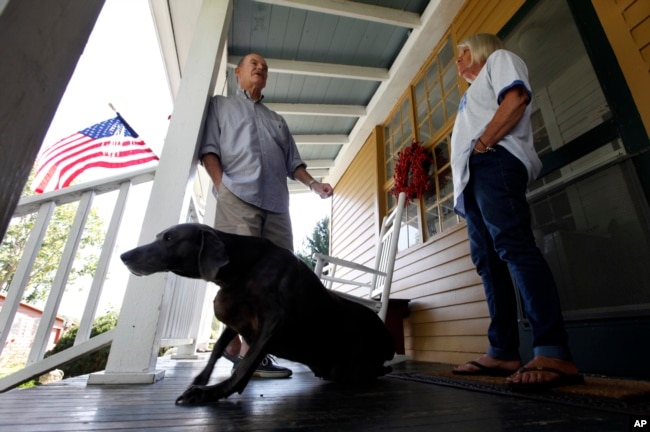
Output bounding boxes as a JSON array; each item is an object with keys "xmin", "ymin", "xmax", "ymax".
[
  {"xmin": 406, "ymin": 201, "xmax": 421, "ymax": 246},
  {"xmin": 434, "ymin": 140, "xmax": 449, "ymax": 170},
  {"xmin": 428, "ymin": 82, "xmax": 442, "ymax": 108},
  {"xmin": 438, "ymin": 37, "xmax": 454, "ymax": 68},
  {"xmin": 385, "ymin": 158, "xmax": 394, "ymax": 180},
  {"xmin": 414, "ymin": 79, "xmax": 426, "ymax": 102},
  {"xmin": 403, "ymin": 120, "xmax": 413, "ymax": 142},
  {"xmin": 430, "ymin": 104, "xmax": 445, "ymax": 131},
  {"xmin": 442, "ymin": 64, "xmax": 457, "ymax": 93},
  {"xmin": 424, "ymin": 194, "xmax": 440, "ymax": 238},
  {"xmin": 438, "ymin": 166, "xmax": 453, "ymax": 197},
  {"xmin": 426, "ymin": 60, "xmax": 438, "ymax": 85},
  {"xmin": 445, "ymin": 86, "xmax": 461, "ymax": 119},
  {"xmin": 440, "ymin": 198, "xmax": 456, "ymax": 231},
  {"xmin": 418, "ymin": 119, "xmax": 431, "ymax": 143}
]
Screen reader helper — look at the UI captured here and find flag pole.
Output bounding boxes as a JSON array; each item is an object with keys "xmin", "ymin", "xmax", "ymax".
[{"xmin": 108, "ymin": 103, "xmax": 140, "ymax": 138}]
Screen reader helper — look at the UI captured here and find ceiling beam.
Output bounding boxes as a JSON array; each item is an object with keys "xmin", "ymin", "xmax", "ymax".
[
  {"xmin": 266, "ymin": 103, "xmax": 365, "ymax": 117},
  {"xmin": 293, "ymin": 134, "xmax": 348, "ymax": 145},
  {"xmin": 228, "ymin": 56, "xmax": 388, "ymax": 81},
  {"xmin": 302, "ymin": 159, "xmax": 334, "ymax": 168},
  {"xmin": 253, "ymin": 0, "xmax": 421, "ymax": 29}
]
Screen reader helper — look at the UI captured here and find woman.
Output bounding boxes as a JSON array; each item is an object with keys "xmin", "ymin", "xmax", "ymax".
[{"xmin": 449, "ymin": 33, "xmax": 582, "ymax": 390}]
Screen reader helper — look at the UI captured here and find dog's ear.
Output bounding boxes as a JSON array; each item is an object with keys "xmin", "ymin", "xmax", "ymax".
[{"xmin": 198, "ymin": 230, "xmax": 229, "ymax": 280}]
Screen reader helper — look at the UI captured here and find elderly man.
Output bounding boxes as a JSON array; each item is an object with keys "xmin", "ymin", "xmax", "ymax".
[{"xmin": 200, "ymin": 53, "xmax": 333, "ymax": 378}]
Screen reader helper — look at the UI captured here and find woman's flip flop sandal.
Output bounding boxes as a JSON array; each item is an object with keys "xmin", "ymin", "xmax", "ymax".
[{"xmin": 507, "ymin": 366, "xmax": 585, "ymax": 392}]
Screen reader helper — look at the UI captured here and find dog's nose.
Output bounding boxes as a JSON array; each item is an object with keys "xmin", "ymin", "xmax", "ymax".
[{"xmin": 120, "ymin": 250, "xmax": 133, "ymax": 263}]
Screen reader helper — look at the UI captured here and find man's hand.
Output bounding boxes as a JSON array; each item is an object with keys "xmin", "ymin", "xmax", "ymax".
[
  {"xmin": 311, "ymin": 181, "xmax": 333, "ymax": 199},
  {"xmin": 201, "ymin": 153, "xmax": 223, "ymax": 190},
  {"xmin": 293, "ymin": 165, "xmax": 333, "ymax": 198}
]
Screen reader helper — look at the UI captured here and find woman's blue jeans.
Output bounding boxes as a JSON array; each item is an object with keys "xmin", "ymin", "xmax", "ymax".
[{"xmin": 463, "ymin": 146, "xmax": 571, "ymax": 361}]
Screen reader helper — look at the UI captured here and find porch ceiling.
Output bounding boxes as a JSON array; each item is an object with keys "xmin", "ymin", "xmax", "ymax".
[{"xmin": 149, "ymin": 0, "xmax": 464, "ymax": 191}]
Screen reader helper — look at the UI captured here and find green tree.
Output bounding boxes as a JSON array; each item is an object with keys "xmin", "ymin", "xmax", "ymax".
[
  {"xmin": 44, "ymin": 310, "xmax": 118, "ymax": 378},
  {"xmin": 0, "ymin": 174, "xmax": 105, "ymax": 304},
  {"xmin": 297, "ymin": 216, "xmax": 329, "ymax": 270}
]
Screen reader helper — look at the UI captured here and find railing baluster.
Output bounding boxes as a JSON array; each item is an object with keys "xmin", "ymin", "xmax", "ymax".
[
  {"xmin": 0, "ymin": 201, "xmax": 56, "ymax": 358},
  {"xmin": 27, "ymin": 191, "xmax": 95, "ymax": 364},
  {"xmin": 75, "ymin": 181, "xmax": 131, "ymax": 345}
]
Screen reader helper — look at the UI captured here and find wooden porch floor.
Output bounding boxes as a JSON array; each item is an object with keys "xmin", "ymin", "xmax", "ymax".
[{"xmin": 0, "ymin": 356, "xmax": 632, "ymax": 432}]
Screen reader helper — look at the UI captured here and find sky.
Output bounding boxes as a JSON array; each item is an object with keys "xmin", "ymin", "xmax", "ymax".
[{"xmin": 45, "ymin": 0, "xmax": 331, "ymax": 318}]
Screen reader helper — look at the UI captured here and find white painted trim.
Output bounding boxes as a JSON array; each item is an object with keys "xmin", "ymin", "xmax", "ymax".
[
  {"xmin": 254, "ymin": 0, "xmax": 421, "ymax": 29},
  {"xmin": 266, "ymin": 103, "xmax": 365, "ymax": 117},
  {"xmin": 228, "ymin": 56, "xmax": 388, "ymax": 81},
  {"xmin": 294, "ymin": 135, "xmax": 348, "ymax": 145},
  {"xmin": 0, "ymin": 330, "xmax": 114, "ymax": 392},
  {"xmin": 148, "ymin": 0, "xmax": 181, "ymax": 98},
  {"xmin": 88, "ymin": 369, "xmax": 165, "ymax": 385}
]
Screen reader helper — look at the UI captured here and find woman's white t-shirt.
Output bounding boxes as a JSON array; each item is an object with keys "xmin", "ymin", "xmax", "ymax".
[{"xmin": 450, "ymin": 49, "xmax": 542, "ymax": 218}]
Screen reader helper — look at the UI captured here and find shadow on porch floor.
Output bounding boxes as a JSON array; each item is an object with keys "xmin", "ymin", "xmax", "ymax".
[{"xmin": 0, "ymin": 356, "xmax": 633, "ymax": 431}]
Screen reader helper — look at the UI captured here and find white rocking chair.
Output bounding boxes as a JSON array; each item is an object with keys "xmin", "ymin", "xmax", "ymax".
[{"xmin": 314, "ymin": 192, "xmax": 410, "ymax": 365}]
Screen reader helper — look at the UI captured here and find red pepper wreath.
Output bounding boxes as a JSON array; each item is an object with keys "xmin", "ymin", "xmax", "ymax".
[{"xmin": 391, "ymin": 140, "xmax": 432, "ymax": 204}]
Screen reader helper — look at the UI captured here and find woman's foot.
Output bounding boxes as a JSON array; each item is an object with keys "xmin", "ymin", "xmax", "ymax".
[
  {"xmin": 506, "ymin": 355, "xmax": 583, "ymax": 391},
  {"xmin": 453, "ymin": 354, "xmax": 522, "ymax": 376}
]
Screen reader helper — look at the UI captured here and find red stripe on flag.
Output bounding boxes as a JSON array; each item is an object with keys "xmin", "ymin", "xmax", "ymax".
[
  {"xmin": 33, "ymin": 116, "xmax": 159, "ymax": 193},
  {"xmin": 56, "ymin": 145, "xmax": 158, "ymax": 188},
  {"xmin": 61, "ymin": 154, "xmax": 160, "ymax": 189}
]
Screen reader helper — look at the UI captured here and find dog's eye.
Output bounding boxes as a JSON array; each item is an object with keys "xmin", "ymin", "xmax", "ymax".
[{"xmin": 163, "ymin": 234, "xmax": 173, "ymax": 242}]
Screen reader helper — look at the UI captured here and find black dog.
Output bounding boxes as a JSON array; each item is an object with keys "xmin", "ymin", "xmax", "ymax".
[{"xmin": 120, "ymin": 223, "xmax": 395, "ymax": 404}]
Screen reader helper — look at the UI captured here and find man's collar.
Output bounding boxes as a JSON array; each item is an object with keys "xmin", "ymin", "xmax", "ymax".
[{"xmin": 237, "ymin": 87, "xmax": 264, "ymax": 103}]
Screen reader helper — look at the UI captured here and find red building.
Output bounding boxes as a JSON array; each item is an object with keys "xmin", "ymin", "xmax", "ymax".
[{"xmin": 0, "ymin": 294, "xmax": 66, "ymax": 367}]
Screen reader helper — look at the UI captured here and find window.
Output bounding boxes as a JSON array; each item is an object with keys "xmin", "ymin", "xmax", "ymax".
[
  {"xmin": 384, "ymin": 97, "xmax": 414, "ymax": 183},
  {"xmin": 383, "ymin": 35, "xmax": 461, "ymax": 249}
]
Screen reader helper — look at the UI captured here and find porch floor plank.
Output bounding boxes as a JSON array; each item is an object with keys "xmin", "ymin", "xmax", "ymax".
[{"xmin": 0, "ymin": 357, "xmax": 630, "ymax": 431}]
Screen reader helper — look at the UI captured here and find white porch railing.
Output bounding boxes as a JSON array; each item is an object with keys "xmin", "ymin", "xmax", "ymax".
[
  {"xmin": 0, "ymin": 166, "xmax": 213, "ymax": 392},
  {"xmin": 1, "ymin": 0, "xmax": 231, "ymax": 391}
]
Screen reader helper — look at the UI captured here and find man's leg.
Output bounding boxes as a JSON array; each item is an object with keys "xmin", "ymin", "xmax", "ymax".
[{"xmin": 212, "ymin": 185, "xmax": 292, "ymax": 378}]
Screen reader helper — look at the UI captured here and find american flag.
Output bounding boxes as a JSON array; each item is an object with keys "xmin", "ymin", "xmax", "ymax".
[{"xmin": 33, "ymin": 115, "xmax": 159, "ymax": 194}]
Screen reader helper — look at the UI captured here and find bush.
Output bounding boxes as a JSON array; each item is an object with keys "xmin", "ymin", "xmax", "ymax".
[{"xmin": 45, "ymin": 310, "xmax": 118, "ymax": 378}]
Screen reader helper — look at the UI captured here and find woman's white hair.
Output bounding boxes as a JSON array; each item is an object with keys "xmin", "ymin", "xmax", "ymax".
[{"xmin": 458, "ymin": 33, "xmax": 505, "ymax": 66}]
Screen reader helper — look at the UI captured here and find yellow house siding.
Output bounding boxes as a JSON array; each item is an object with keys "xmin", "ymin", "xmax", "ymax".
[
  {"xmin": 454, "ymin": 0, "xmax": 525, "ymax": 39},
  {"xmin": 592, "ymin": 0, "xmax": 650, "ymax": 135},
  {"xmin": 394, "ymin": 222, "xmax": 489, "ymax": 362},
  {"xmin": 329, "ymin": 128, "xmax": 381, "ymax": 298}
]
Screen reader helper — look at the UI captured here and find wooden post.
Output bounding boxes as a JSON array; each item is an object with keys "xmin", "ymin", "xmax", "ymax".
[{"xmin": 88, "ymin": 0, "xmax": 232, "ymax": 384}]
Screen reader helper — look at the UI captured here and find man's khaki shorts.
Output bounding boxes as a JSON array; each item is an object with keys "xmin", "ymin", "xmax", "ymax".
[{"xmin": 213, "ymin": 184, "xmax": 294, "ymax": 251}]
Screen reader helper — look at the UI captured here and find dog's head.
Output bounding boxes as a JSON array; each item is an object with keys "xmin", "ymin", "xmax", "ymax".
[{"xmin": 120, "ymin": 223, "xmax": 229, "ymax": 281}]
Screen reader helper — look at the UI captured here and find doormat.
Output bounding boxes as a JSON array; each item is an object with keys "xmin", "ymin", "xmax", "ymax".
[{"xmin": 387, "ymin": 370, "xmax": 650, "ymax": 415}]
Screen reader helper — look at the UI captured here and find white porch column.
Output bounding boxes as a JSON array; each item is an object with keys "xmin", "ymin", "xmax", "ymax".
[{"xmin": 89, "ymin": 0, "xmax": 232, "ymax": 385}]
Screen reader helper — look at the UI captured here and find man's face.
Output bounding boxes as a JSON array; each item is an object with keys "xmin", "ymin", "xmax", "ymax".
[{"xmin": 235, "ymin": 54, "xmax": 268, "ymax": 92}]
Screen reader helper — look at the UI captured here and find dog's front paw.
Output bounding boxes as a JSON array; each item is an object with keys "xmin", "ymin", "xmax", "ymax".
[{"xmin": 175, "ymin": 385, "xmax": 209, "ymax": 405}]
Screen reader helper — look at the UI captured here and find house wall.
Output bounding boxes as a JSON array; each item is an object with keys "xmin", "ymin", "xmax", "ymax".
[
  {"xmin": 592, "ymin": 0, "xmax": 650, "ymax": 136},
  {"xmin": 329, "ymin": 128, "xmax": 381, "ymax": 299}
]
